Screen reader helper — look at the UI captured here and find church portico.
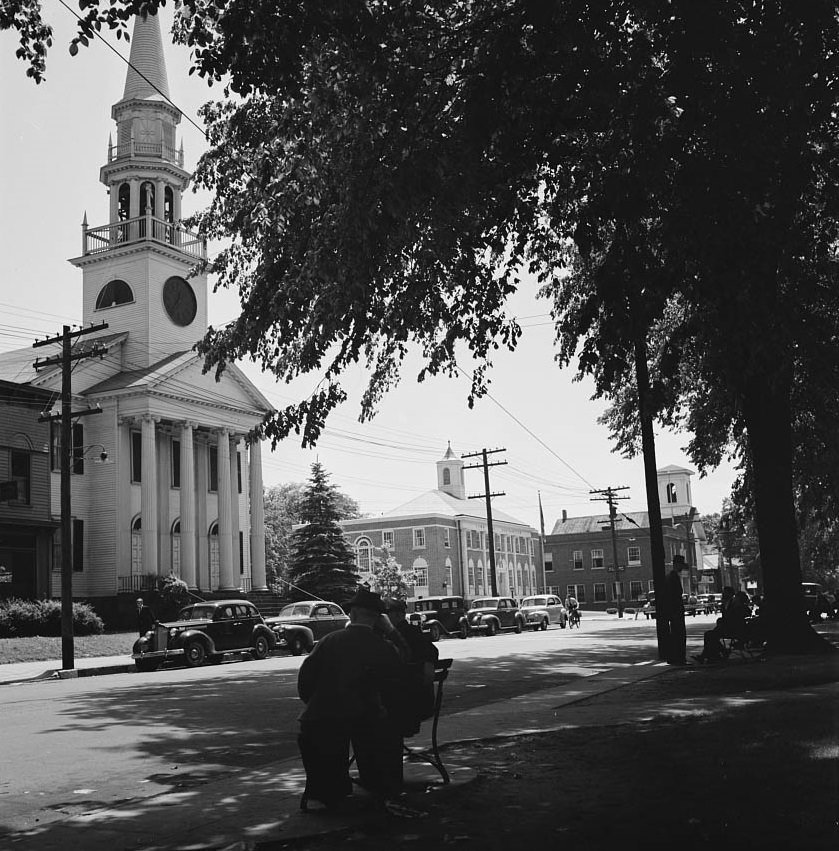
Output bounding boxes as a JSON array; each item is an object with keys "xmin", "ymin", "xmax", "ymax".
[{"xmin": 116, "ymin": 413, "xmax": 266, "ymax": 594}]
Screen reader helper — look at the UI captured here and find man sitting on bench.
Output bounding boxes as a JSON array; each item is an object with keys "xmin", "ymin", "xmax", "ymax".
[
  {"xmin": 693, "ymin": 587, "xmax": 749, "ymax": 663},
  {"xmin": 383, "ymin": 597, "xmax": 440, "ymax": 737}
]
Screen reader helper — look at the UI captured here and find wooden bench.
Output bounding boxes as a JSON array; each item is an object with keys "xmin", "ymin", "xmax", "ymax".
[{"xmin": 403, "ymin": 658, "xmax": 453, "ymax": 784}]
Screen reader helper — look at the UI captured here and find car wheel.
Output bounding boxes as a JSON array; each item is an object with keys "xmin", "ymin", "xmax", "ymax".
[
  {"xmin": 457, "ymin": 623, "xmax": 468, "ymax": 639},
  {"xmin": 252, "ymin": 635, "xmax": 269, "ymax": 660},
  {"xmin": 560, "ymin": 618, "xmax": 567, "ymax": 629},
  {"xmin": 429, "ymin": 623, "xmax": 442, "ymax": 642},
  {"xmin": 183, "ymin": 639, "xmax": 206, "ymax": 668},
  {"xmin": 540, "ymin": 618, "xmax": 549, "ymax": 631},
  {"xmin": 134, "ymin": 659, "xmax": 159, "ymax": 673},
  {"xmin": 485, "ymin": 620, "xmax": 497, "ymax": 637},
  {"xmin": 514, "ymin": 619, "xmax": 523, "ymax": 634},
  {"xmin": 289, "ymin": 635, "xmax": 307, "ymax": 656}
]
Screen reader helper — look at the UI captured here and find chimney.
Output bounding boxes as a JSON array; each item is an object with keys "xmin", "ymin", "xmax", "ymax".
[{"xmin": 562, "ymin": 510, "xmax": 567, "ymax": 522}]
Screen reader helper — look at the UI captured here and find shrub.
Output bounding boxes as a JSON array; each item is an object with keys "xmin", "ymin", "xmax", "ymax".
[{"xmin": 0, "ymin": 598, "xmax": 104, "ymax": 637}]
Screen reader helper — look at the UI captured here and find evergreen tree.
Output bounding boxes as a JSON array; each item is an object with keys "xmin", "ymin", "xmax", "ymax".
[{"xmin": 286, "ymin": 462, "xmax": 359, "ymax": 605}]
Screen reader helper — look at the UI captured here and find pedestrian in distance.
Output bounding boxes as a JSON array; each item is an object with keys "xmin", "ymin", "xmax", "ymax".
[
  {"xmin": 297, "ymin": 587, "xmax": 419, "ymax": 817},
  {"xmin": 665, "ymin": 567, "xmax": 687, "ymax": 665},
  {"xmin": 136, "ymin": 597, "xmax": 155, "ymax": 637}
]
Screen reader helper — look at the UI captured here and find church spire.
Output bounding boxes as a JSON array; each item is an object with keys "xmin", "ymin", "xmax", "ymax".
[{"xmin": 122, "ymin": 12, "xmax": 170, "ymax": 102}]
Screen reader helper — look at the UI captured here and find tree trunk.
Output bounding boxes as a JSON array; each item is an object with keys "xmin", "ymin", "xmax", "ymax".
[{"xmin": 742, "ymin": 377, "xmax": 829, "ymax": 653}]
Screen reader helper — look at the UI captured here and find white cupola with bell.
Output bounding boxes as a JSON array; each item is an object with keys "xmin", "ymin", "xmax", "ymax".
[{"xmin": 436, "ymin": 442, "xmax": 466, "ymax": 500}]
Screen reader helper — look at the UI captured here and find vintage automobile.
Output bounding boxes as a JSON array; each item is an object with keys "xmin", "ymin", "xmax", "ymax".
[
  {"xmin": 132, "ymin": 600, "xmax": 275, "ymax": 672},
  {"xmin": 519, "ymin": 595, "xmax": 567, "ymax": 630},
  {"xmin": 408, "ymin": 596, "xmax": 468, "ymax": 640},
  {"xmin": 464, "ymin": 597, "xmax": 526, "ymax": 636},
  {"xmin": 264, "ymin": 600, "xmax": 349, "ymax": 655}
]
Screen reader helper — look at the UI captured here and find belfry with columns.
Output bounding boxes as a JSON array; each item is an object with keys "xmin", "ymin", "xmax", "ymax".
[{"xmin": 0, "ymin": 13, "xmax": 273, "ymax": 614}]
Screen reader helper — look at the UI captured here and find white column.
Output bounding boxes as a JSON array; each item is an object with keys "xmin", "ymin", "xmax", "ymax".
[
  {"xmin": 217, "ymin": 428, "xmax": 236, "ymax": 590},
  {"xmin": 229, "ymin": 436, "xmax": 240, "ymax": 586},
  {"xmin": 179, "ymin": 422, "xmax": 197, "ymax": 589},
  {"xmin": 141, "ymin": 415, "xmax": 158, "ymax": 576},
  {"xmin": 249, "ymin": 439, "xmax": 267, "ymax": 590}
]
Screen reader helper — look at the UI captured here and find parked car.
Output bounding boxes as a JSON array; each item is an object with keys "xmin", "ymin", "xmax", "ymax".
[
  {"xmin": 519, "ymin": 595, "xmax": 567, "ymax": 630},
  {"xmin": 264, "ymin": 600, "xmax": 349, "ymax": 655},
  {"xmin": 132, "ymin": 600, "xmax": 275, "ymax": 672},
  {"xmin": 464, "ymin": 597, "xmax": 526, "ymax": 636},
  {"xmin": 408, "ymin": 596, "xmax": 468, "ymax": 640}
]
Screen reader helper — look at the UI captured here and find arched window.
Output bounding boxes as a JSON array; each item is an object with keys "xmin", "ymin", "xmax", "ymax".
[
  {"xmin": 164, "ymin": 186, "xmax": 174, "ymax": 222},
  {"xmin": 171, "ymin": 519, "xmax": 181, "ymax": 578},
  {"xmin": 209, "ymin": 521, "xmax": 220, "ymax": 590},
  {"xmin": 442, "ymin": 467, "xmax": 451, "ymax": 485},
  {"xmin": 411, "ymin": 558, "xmax": 429, "ymax": 595},
  {"xmin": 131, "ymin": 515, "xmax": 142, "ymax": 577},
  {"xmin": 95, "ymin": 279, "xmax": 134, "ymax": 309},
  {"xmin": 355, "ymin": 537, "xmax": 373, "ymax": 575},
  {"xmin": 666, "ymin": 482, "xmax": 678, "ymax": 504}
]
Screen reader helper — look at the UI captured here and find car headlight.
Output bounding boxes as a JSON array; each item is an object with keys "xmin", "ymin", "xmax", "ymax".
[{"xmin": 168, "ymin": 627, "xmax": 182, "ymax": 639}]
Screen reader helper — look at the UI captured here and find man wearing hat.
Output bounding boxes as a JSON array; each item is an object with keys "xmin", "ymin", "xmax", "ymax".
[{"xmin": 297, "ymin": 587, "xmax": 410, "ymax": 812}]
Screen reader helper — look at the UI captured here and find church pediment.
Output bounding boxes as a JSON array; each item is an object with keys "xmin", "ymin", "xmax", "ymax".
[{"xmin": 82, "ymin": 350, "xmax": 272, "ymax": 418}]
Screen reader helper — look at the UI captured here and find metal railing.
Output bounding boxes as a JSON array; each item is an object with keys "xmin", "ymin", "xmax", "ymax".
[
  {"xmin": 108, "ymin": 140, "xmax": 184, "ymax": 168},
  {"xmin": 118, "ymin": 574, "xmax": 157, "ymax": 593}
]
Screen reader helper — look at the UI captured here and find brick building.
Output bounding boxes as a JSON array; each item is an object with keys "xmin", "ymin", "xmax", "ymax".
[
  {"xmin": 543, "ymin": 465, "xmax": 709, "ymax": 610},
  {"xmin": 341, "ymin": 445, "xmax": 544, "ymax": 601}
]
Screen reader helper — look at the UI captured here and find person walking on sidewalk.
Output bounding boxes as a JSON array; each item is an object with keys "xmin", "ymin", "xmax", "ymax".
[
  {"xmin": 665, "ymin": 568, "xmax": 687, "ymax": 665},
  {"xmin": 297, "ymin": 588, "xmax": 411, "ymax": 814}
]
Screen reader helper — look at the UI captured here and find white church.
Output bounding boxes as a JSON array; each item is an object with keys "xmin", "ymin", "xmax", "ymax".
[{"xmin": 0, "ymin": 14, "xmax": 272, "ymax": 618}]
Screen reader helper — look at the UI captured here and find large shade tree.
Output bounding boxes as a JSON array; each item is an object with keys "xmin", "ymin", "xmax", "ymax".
[{"xmin": 7, "ymin": 1, "xmax": 838, "ymax": 651}]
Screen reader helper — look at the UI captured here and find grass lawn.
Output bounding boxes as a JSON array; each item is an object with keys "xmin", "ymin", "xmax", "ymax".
[{"xmin": 0, "ymin": 632, "xmax": 138, "ymax": 664}]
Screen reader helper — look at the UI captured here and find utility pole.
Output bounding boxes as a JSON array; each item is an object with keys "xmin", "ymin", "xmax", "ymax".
[
  {"xmin": 34, "ymin": 323, "xmax": 107, "ymax": 670},
  {"xmin": 591, "ymin": 486, "xmax": 630, "ymax": 617},
  {"xmin": 463, "ymin": 448, "xmax": 506, "ymax": 597}
]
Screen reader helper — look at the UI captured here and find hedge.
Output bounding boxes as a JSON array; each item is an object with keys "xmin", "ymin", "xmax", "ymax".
[{"xmin": 0, "ymin": 598, "xmax": 104, "ymax": 638}]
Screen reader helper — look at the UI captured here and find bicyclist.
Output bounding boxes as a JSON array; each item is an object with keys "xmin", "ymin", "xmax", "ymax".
[{"xmin": 565, "ymin": 595, "xmax": 580, "ymax": 624}]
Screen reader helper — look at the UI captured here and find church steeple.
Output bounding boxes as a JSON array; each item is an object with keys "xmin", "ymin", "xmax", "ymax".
[
  {"xmin": 70, "ymin": 13, "xmax": 208, "ymax": 370},
  {"xmin": 121, "ymin": 12, "xmax": 170, "ymax": 102}
]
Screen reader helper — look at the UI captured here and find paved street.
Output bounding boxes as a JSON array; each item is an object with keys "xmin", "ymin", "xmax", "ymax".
[{"xmin": 0, "ymin": 614, "xmax": 710, "ymax": 836}]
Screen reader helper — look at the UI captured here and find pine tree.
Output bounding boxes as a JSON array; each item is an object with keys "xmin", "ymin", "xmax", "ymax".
[{"xmin": 286, "ymin": 462, "xmax": 359, "ymax": 605}]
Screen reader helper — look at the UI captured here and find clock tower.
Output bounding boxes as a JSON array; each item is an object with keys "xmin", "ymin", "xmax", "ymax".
[{"xmin": 70, "ymin": 12, "xmax": 207, "ymax": 370}]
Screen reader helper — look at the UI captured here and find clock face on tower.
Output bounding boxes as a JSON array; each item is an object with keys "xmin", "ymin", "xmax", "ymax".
[{"xmin": 162, "ymin": 276, "xmax": 197, "ymax": 326}]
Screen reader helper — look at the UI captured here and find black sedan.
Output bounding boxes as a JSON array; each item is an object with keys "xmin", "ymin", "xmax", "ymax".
[{"xmin": 132, "ymin": 600, "xmax": 275, "ymax": 671}]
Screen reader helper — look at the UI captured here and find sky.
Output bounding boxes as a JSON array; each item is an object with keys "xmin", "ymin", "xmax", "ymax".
[{"xmin": 0, "ymin": 6, "xmax": 739, "ymax": 531}]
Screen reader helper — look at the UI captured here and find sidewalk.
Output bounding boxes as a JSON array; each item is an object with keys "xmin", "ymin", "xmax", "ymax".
[
  {"xmin": 0, "ymin": 654, "xmax": 136, "ymax": 685},
  {"xmin": 3, "ymin": 633, "xmax": 837, "ymax": 851}
]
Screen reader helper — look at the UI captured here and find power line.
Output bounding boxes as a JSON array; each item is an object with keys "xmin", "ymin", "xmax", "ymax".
[{"xmin": 54, "ymin": 0, "xmax": 207, "ymax": 139}]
